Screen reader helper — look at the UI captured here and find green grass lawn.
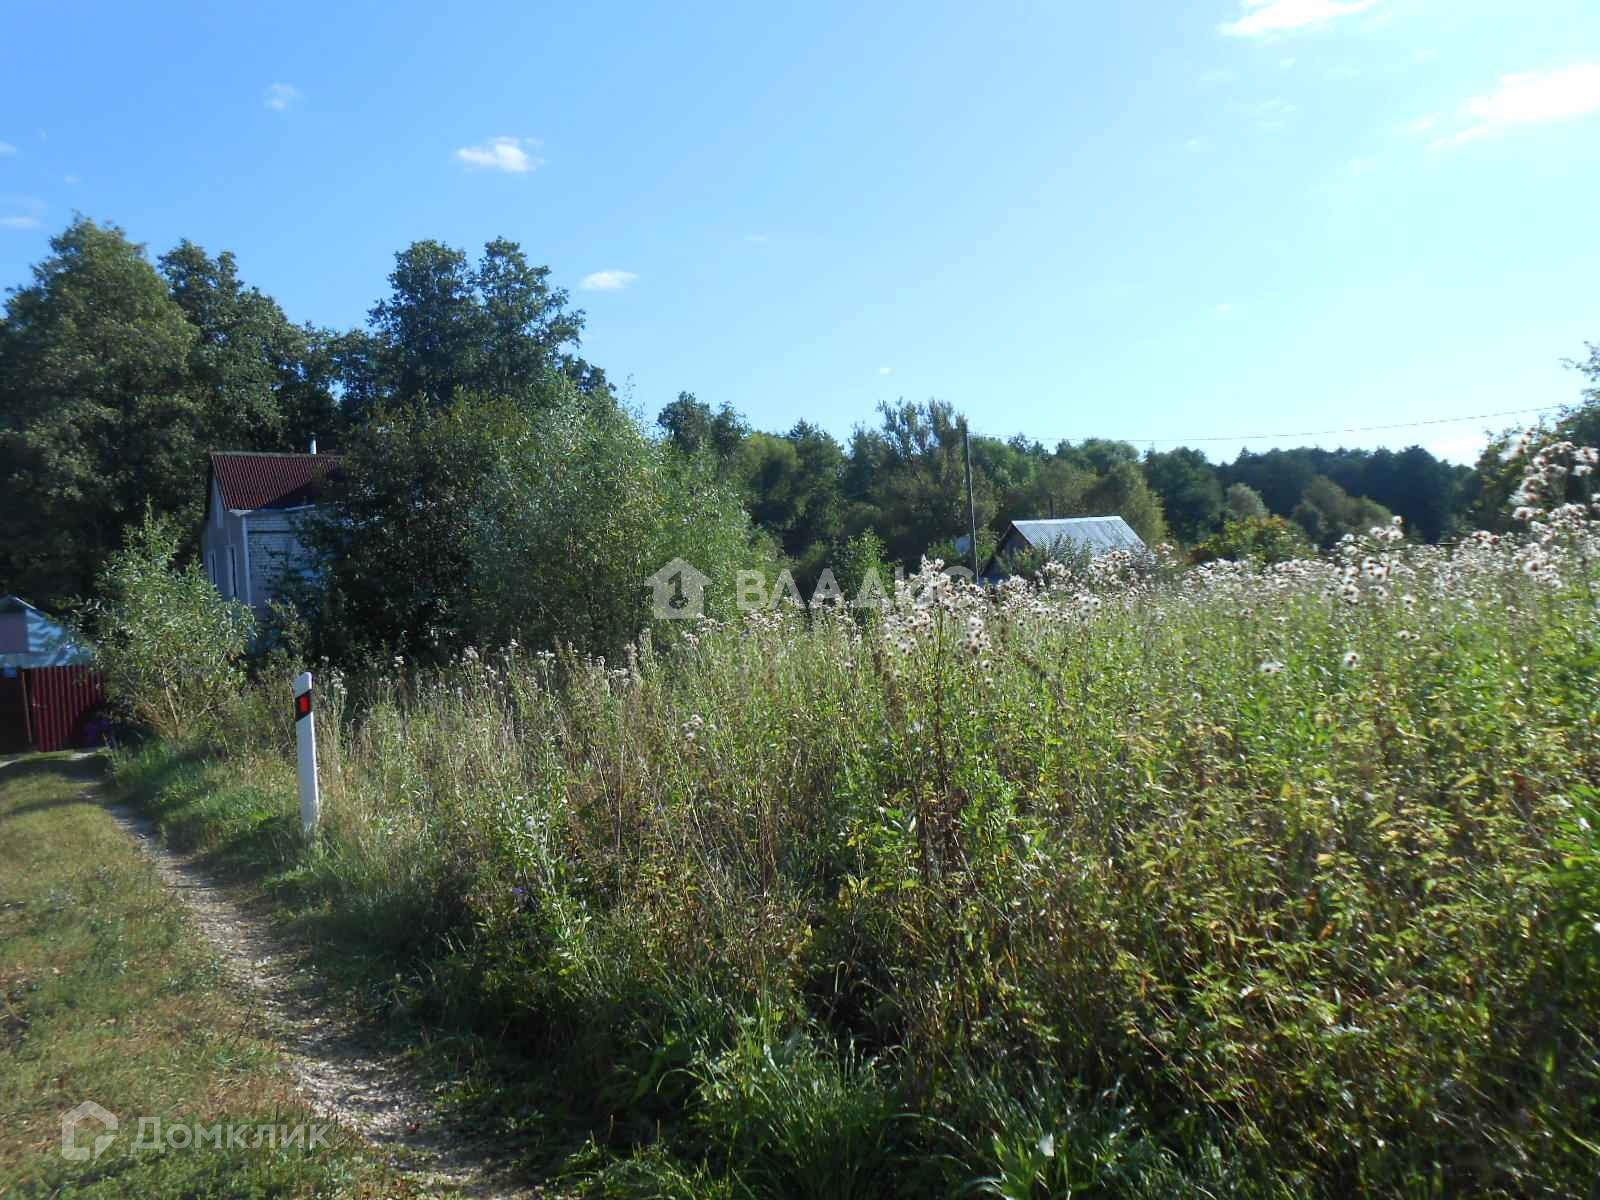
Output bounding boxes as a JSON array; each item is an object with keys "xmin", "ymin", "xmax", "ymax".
[{"xmin": 0, "ymin": 753, "xmax": 415, "ymax": 1198}]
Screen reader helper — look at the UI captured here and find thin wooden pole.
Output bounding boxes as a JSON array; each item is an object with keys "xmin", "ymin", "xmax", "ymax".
[
  {"xmin": 963, "ymin": 419, "xmax": 979, "ymax": 580},
  {"xmin": 18, "ymin": 670, "xmax": 32, "ymax": 750}
]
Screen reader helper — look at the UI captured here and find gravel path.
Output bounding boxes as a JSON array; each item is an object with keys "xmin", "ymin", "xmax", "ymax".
[{"xmin": 101, "ymin": 782, "xmax": 538, "ymax": 1198}]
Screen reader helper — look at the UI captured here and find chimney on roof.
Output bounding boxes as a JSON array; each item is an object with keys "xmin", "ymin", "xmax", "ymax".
[{"xmin": 309, "ymin": 436, "xmax": 317, "ymax": 455}]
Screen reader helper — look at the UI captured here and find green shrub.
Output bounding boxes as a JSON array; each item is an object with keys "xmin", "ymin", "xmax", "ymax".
[
  {"xmin": 81, "ymin": 511, "xmax": 253, "ymax": 739},
  {"xmin": 1192, "ymin": 514, "xmax": 1313, "ymax": 564}
]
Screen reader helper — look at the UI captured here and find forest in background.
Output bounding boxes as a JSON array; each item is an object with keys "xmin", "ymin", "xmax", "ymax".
[{"xmin": 3, "ymin": 217, "xmax": 1597, "ymax": 619}]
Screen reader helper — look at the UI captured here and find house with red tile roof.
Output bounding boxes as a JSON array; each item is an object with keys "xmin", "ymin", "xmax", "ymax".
[{"xmin": 200, "ymin": 448, "xmax": 342, "ymax": 615}]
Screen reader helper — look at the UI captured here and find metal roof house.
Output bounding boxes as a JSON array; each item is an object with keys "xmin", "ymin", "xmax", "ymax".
[
  {"xmin": 0, "ymin": 595, "xmax": 90, "ymax": 670},
  {"xmin": 981, "ymin": 517, "xmax": 1147, "ymax": 581},
  {"xmin": 201, "ymin": 450, "xmax": 341, "ymax": 616},
  {"xmin": 0, "ymin": 596, "xmax": 104, "ymax": 753}
]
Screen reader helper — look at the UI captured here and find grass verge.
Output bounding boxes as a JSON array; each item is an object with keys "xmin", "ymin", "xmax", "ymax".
[{"xmin": 0, "ymin": 752, "xmax": 415, "ymax": 1198}]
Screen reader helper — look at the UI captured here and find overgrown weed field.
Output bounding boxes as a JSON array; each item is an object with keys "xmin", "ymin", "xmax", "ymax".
[{"xmin": 118, "ymin": 517, "xmax": 1600, "ymax": 1197}]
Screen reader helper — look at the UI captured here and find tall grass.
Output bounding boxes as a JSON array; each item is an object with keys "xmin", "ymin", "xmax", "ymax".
[{"xmin": 118, "ymin": 513, "xmax": 1600, "ymax": 1197}]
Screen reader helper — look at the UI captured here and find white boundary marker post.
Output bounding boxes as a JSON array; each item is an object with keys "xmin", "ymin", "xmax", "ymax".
[{"xmin": 293, "ymin": 671, "xmax": 320, "ymax": 836}]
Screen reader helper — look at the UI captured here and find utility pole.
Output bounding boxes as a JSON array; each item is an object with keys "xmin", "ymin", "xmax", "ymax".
[{"xmin": 962, "ymin": 418, "xmax": 979, "ymax": 581}]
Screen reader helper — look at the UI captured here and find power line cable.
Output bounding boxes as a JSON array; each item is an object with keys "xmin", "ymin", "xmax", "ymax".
[{"xmin": 969, "ymin": 404, "xmax": 1568, "ymax": 448}]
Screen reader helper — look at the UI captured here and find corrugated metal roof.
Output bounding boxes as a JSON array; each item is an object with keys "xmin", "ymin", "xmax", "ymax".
[
  {"xmin": 1008, "ymin": 516, "xmax": 1147, "ymax": 555},
  {"xmin": 0, "ymin": 596, "xmax": 90, "ymax": 668},
  {"xmin": 209, "ymin": 452, "xmax": 342, "ymax": 512}
]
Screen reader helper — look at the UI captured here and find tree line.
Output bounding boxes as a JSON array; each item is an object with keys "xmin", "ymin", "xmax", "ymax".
[{"xmin": 3, "ymin": 217, "xmax": 1597, "ymax": 663}]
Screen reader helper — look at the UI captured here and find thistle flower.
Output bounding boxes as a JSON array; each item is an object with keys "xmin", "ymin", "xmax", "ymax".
[{"xmin": 1342, "ymin": 651, "xmax": 1360, "ymax": 669}]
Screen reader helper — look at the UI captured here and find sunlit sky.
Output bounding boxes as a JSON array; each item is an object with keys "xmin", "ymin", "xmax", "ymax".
[{"xmin": 3, "ymin": 0, "xmax": 1598, "ymax": 463}]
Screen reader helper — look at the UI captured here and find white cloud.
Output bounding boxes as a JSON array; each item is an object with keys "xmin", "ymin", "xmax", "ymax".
[
  {"xmin": 1406, "ymin": 114, "xmax": 1438, "ymax": 134},
  {"xmin": 62, "ymin": 174, "xmax": 80, "ymax": 184},
  {"xmin": 1185, "ymin": 135, "xmax": 1212, "ymax": 153},
  {"xmin": 878, "ymin": 366, "xmax": 893, "ymax": 376},
  {"xmin": 1348, "ymin": 157, "xmax": 1378, "ymax": 175},
  {"xmin": 1215, "ymin": 302, "xmax": 1236, "ymax": 313},
  {"xmin": 579, "ymin": 270, "xmax": 637, "ymax": 291},
  {"xmin": 1432, "ymin": 63, "xmax": 1600, "ymax": 149},
  {"xmin": 1248, "ymin": 97, "xmax": 1298, "ymax": 129},
  {"xmin": 0, "ymin": 142, "xmax": 16, "ymax": 156},
  {"xmin": 1, "ymin": 196, "xmax": 43, "ymax": 230},
  {"xmin": 743, "ymin": 233, "xmax": 770, "ymax": 244},
  {"xmin": 1220, "ymin": 0, "xmax": 1380, "ymax": 38},
  {"xmin": 455, "ymin": 136, "xmax": 542, "ymax": 173},
  {"xmin": 264, "ymin": 83, "xmax": 300, "ymax": 111}
]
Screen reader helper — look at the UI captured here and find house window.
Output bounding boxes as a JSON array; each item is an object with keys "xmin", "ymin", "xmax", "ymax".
[
  {"xmin": 228, "ymin": 546, "xmax": 238, "ymax": 599},
  {"xmin": 209, "ymin": 551, "xmax": 219, "ymax": 589}
]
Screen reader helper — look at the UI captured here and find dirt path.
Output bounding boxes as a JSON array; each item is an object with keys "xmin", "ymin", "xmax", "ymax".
[{"xmin": 100, "ymin": 778, "xmax": 538, "ymax": 1198}]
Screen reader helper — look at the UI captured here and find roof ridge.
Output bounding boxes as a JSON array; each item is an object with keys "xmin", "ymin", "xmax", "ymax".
[
  {"xmin": 208, "ymin": 450, "xmax": 343, "ymax": 458},
  {"xmin": 1014, "ymin": 515, "xmax": 1125, "ymax": 523}
]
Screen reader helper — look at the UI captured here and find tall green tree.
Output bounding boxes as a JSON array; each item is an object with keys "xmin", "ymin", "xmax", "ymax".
[
  {"xmin": 843, "ymin": 399, "xmax": 997, "ymax": 569},
  {"xmin": 159, "ymin": 240, "xmax": 344, "ymax": 452},
  {"xmin": 1223, "ymin": 482, "xmax": 1269, "ymax": 521},
  {"xmin": 295, "ymin": 390, "xmax": 521, "ymax": 666},
  {"xmin": 298, "ymin": 379, "xmax": 770, "ymax": 665},
  {"xmin": 0, "ymin": 218, "xmax": 201, "ymax": 602},
  {"xmin": 1077, "ymin": 460, "xmax": 1169, "ymax": 546},
  {"xmin": 470, "ymin": 388, "xmax": 770, "ymax": 656},
  {"xmin": 1142, "ymin": 447, "xmax": 1223, "ymax": 544},
  {"xmin": 365, "ymin": 238, "xmax": 599, "ymax": 408},
  {"xmin": 1290, "ymin": 476, "xmax": 1393, "ymax": 548},
  {"xmin": 1223, "ymin": 449, "xmax": 1319, "ymax": 518},
  {"xmin": 657, "ymin": 391, "xmax": 748, "ymax": 464}
]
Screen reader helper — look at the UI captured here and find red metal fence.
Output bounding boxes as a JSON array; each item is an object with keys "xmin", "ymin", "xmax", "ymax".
[{"xmin": 21, "ymin": 666, "xmax": 106, "ymax": 752}]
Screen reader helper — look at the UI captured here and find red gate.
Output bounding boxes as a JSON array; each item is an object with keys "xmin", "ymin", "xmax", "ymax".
[{"xmin": 20, "ymin": 666, "xmax": 106, "ymax": 752}]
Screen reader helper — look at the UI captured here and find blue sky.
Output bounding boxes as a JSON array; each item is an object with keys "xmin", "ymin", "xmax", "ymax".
[{"xmin": 3, "ymin": 0, "xmax": 1598, "ymax": 463}]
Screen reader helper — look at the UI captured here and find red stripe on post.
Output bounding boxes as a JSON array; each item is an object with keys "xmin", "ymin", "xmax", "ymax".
[{"xmin": 295, "ymin": 691, "xmax": 312, "ymax": 720}]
